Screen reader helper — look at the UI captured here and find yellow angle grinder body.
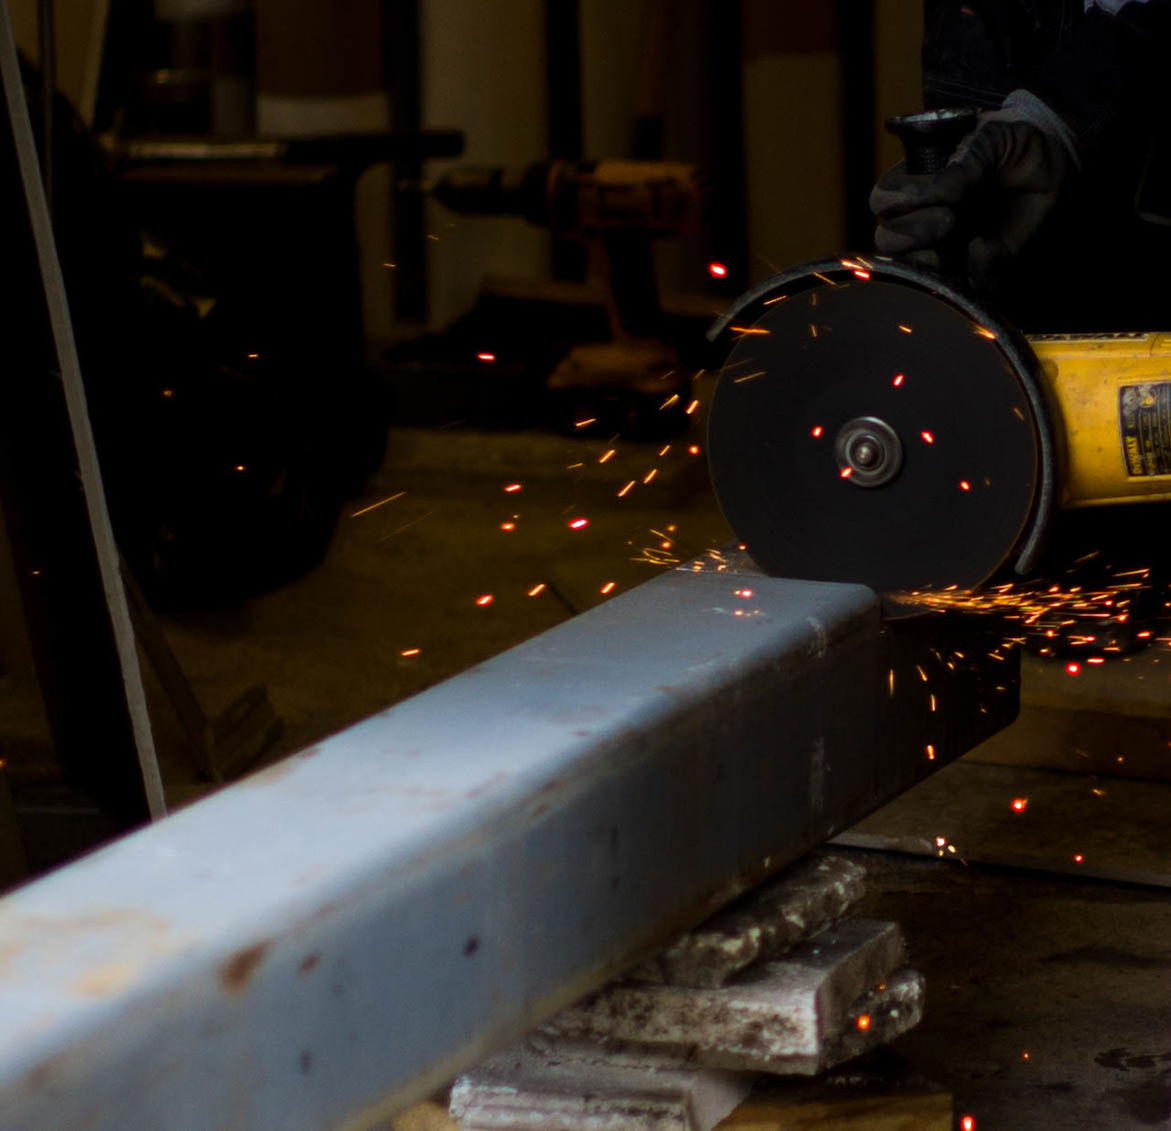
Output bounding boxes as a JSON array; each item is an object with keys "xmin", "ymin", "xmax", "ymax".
[{"xmin": 706, "ymin": 257, "xmax": 1171, "ymax": 615}]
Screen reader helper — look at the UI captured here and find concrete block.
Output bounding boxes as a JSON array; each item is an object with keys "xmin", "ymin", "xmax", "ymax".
[
  {"xmin": 632, "ymin": 855, "xmax": 867, "ymax": 988},
  {"xmin": 544, "ymin": 919, "xmax": 906, "ymax": 1073},
  {"xmin": 449, "ymin": 1041, "xmax": 753, "ymax": 1131}
]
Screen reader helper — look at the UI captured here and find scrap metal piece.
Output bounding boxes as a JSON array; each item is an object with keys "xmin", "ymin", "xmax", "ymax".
[
  {"xmin": 632, "ymin": 855, "xmax": 867, "ymax": 988},
  {"xmin": 450, "ymin": 1042, "xmax": 752, "ymax": 1131},
  {"xmin": 544, "ymin": 919, "xmax": 906, "ymax": 1073}
]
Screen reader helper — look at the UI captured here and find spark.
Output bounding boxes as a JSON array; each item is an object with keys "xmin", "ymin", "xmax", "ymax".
[
  {"xmin": 504, "ymin": 483, "xmax": 522, "ymax": 493},
  {"xmin": 961, "ymin": 1117, "xmax": 975, "ymax": 1131},
  {"xmin": 246, "ymin": 352, "xmax": 259, "ymax": 359},
  {"xmin": 888, "ymin": 669, "xmax": 895, "ymax": 696},
  {"xmin": 734, "ymin": 588, "xmax": 754, "ymax": 599},
  {"xmin": 477, "ymin": 352, "xmax": 496, "ymax": 362},
  {"xmin": 810, "ymin": 323, "xmax": 819, "ymax": 339},
  {"xmin": 930, "ymin": 694, "xmax": 937, "ymax": 712},
  {"xmin": 688, "ymin": 444, "xmax": 701, "ymax": 455},
  {"xmin": 599, "ymin": 448, "xmax": 616, "ymax": 463},
  {"xmin": 499, "ymin": 522, "xmax": 516, "ymax": 532},
  {"xmin": 1011, "ymin": 797, "xmax": 1028, "ymax": 812},
  {"xmin": 1073, "ymin": 854, "xmax": 1084, "ymax": 863},
  {"xmin": 732, "ymin": 370, "xmax": 766, "ymax": 383},
  {"xmin": 658, "ymin": 444, "xmax": 671, "ymax": 456},
  {"xmin": 1066, "ymin": 662, "xmax": 1080, "ymax": 675},
  {"xmin": 926, "ymin": 744, "xmax": 936, "ymax": 760},
  {"xmin": 975, "ymin": 325, "xmax": 997, "ymax": 340},
  {"xmin": 892, "ymin": 373, "xmax": 905, "ymax": 387},
  {"xmin": 161, "ymin": 388, "xmax": 175, "ymax": 398},
  {"xmin": 920, "ymin": 431, "xmax": 935, "ymax": 444},
  {"xmin": 840, "ymin": 466, "xmax": 854, "ymax": 478},
  {"xmin": 853, "ymin": 269, "xmax": 871, "ymax": 280},
  {"xmin": 1087, "ymin": 656, "xmax": 1104, "ymax": 665},
  {"xmin": 661, "ymin": 393, "xmax": 680, "ymax": 410},
  {"xmin": 476, "ymin": 594, "xmax": 494, "ymax": 607},
  {"xmin": 811, "ymin": 425, "xmax": 824, "ymax": 438},
  {"xmin": 856, "ymin": 1014, "xmax": 872, "ymax": 1030},
  {"xmin": 811, "ymin": 271, "xmax": 837, "ymax": 286},
  {"xmin": 729, "ymin": 325, "xmax": 771, "ymax": 336},
  {"xmin": 959, "ymin": 480, "xmax": 971, "ymax": 491},
  {"xmin": 898, "ymin": 323, "xmax": 913, "ymax": 334},
  {"xmin": 708, "ymin": 261, "xmax": 728, "ymax": 278},
  {"xmin": 574, "ymin": 417, "xmax": 597, "ymax": 429},
  {"xmin": 350, "ymin": 490, "xmax": 407, "ymax": 518},
  {"xmin": 617, "ymin": 480, "xmax": 636, "ymax": 497},
  {"xmin": 527, "ymin": 583, "xmax": 546, "ymax": 597},
  {"xmin": 936, "ymin": 836, "xmax": 946, "ymax": 848},
  {"xmin": 643, "ymin": 468, "xmax": 658, "ymax": 483},
  {"xmin": 233, "ymin": 464, "xmax": 247, "ymax": 472},
  {"xmin": 568, "ymin": 517, "xmax": 589, "ymax": 530},
  {"xmin": 763, "ymin": 293, "xmax": 789, "ymax": 305},
  {"xmin": 685, "ymin": 399, "xmax": 700, "ymax": 415},
  {"xmin": 400, "ymin": 648, "xmax": 420, "ymax": 657},
  {"xmin": 567, "ymin": 462, "xmax": 583, "ymax": 469},
  {"xmin": 600, "ymin": 581, "xmax": 616, "ymax": 594}
]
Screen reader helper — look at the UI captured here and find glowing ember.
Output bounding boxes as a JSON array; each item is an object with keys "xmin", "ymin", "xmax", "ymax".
[
  {"xmin": 920, "ymin": 431, "xmax": 935, "ymax": 444},
  {"xmin": 811, "ymin": 425, "xmax": 824, "ymax": 438},
  {"xmin": 975, "ymin": 325, "xmax": 997, "ymax": 340},
  {"xmin": 658, "ymin": 444, "xmax": 671, "ymax": 456},
  {"xmin": 599, "ymin": 449, "xmax": 616, "ymax": 463},
  {"xmin": 936, "ymin": 836, "xmax": 946, "ymax": 847},
  {"xmin": 1073, "ymin": 854, "xmax": 1084, "ymax": 863},
  {"xmin": 246, "ymin": 352, "xmax": 259, "ymax": 359},
  {"xmin": 1087, "ymin": 656, "xmax": 1105, "ymax": 665},
  {"xmin": 233, "ymin": 464, "xmax": 247, "ymax": 472},
  {"xmin": 500, "ymin": 522, "xmax": 516, "ymax": 532},
  {"xmin": 688, "ymin": 444, "xmax": 701, "ymax": 455},
  {"xmin": 734, "ymin": 588, "xmax": 754, "ymax": 599},
  {"xmin": 856, "ymin": 1014, "xmax": 872, "ymax": 1030},
  {"xmin": 161, "ymin": 388, "xmax": 175, "ymax": 398},
  {"xmin": 1022, "ymin": 1051, "xmax": 1030, "ymax": 1061},
  {"xmin": 527, "ymin": 584, "xmax": 546, "ymax": 597},
  {"xmin": 1066, "ymin": 662, "xmax": 1080, "ymax": 675},
  {"xmin": 400, "ymin": 648, "xmax": 420, "ymax": 657},
  {"xmin": 568, "ymin": 517, "xmax": 589, "ymax": 530},
  {"xmin": 1011, "ymin": 797, "xmax": 1028, "ymax": 812},
  {"xmin": 504, "ymin": 483, "xmax": 522, "ymax": 493},
  {"xmin": 685, "ymin": 399, "xmax": 700, "ymax": 415},
  {"xmin": 617, "ymin": 480, "xmax": 636, "ymax": 497},
  {"xmin": 840, "ymin": 466, "xmax": 854, "ymax": 479},
  {"xmin": 600, "ymin": 581, "xmax": 616, "ymax": 594},
  {"xmin": 643, "ymin": 468, "xmax": 658, "ymax": 484},
  {"xmin": 959, "ymin": 480, "xmax": 971, "ymax": 492},
  {"xmin": 708, "ymin": 261, "xmax": 728, "ymax": 278},
  {"xmin": 476, "ymin": 352, "xmax": 496, "ymax": 362},
  {"xmin": 575, "ymin": 417, "xmax": 597, "ymax": 429},
  {"xmin": 926, "ymin": 744, "xmax": 936, "ymax": 760},
  {"xmin": 892, "ymin": 373, "xmax": 905, "ymax": 387},
  {"xmin": 961, "ymin": 1116, "xmax": 975, "ymax": 1131},
  {"xmin": 898, "ymin": 323, "xmax": 913, "ymax": 334},
  {"xmin": 476, "ymin": 594, "xmax": 494, "ymax": 607}
]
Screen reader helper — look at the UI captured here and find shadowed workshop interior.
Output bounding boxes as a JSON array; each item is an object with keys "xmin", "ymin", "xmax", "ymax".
[{"xmin": 0, "ymin": 3, "xmax": 1169, "ymax": 1129}]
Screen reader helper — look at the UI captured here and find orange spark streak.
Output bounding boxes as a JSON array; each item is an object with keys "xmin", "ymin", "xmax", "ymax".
[
  {"xmin": 400, "ymin": 648, "xmax": 420, "ymax": 657},
  {"xmin": 617, "ymin": 480, "xmax": 635, "ymax": 497},
  {"xmin": 568, "ymin": 517, "xmax": 589, "ymax": 529},
  {"xmin": 685, "ymin": 399, "xmax": 700, "ymax": 415},
  {"xmin": 1011, "ymin": 797, "xmax": 1028, "ymax": 812},
  {"xmin": 350, "ymin": 490, "xmax": 406, "ymax": 518},
  {"xmin": 504, "ymin": 483, "xmax": 522, "ymax": 493},
  {"xmin": 811, "ymin": 425, "xmax": 824, "ymax": 438},
  {"xmin": 574, "ymin": 417, "xmax": 597, "ymax": 429},
  {"xmin": 477, "ymin": 352, "xmax": 496, "ymax": 362},
  {"xmin": 643, "ymin": 469, "xmax": 658, "ymax": 484},
  {"xmin": 599, "ymin": 449, "xmax": 616, "ymax": 463},
  {"xmin": 476, "ymin": 594, "xmax": 494, "ymax": 606},
  {"xmin": 527, "ymin": 583, "xmax": 546, "ymax": 597},
  {"xmin": 892, "ymin": 373, "xmax": 904, "ymax": 387},
  {"xmin": 600, "ymin": 581, "xmax": 616, "ymax": 594},
  {"xmin": 921, "ymin": 431, "xmax": 934, "ymax": 444}
]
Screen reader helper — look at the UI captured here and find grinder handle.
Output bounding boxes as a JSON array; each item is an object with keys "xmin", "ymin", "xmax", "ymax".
[{"xmin": 885, "ymin": 108, "xmax": 977, "ymax": 175}]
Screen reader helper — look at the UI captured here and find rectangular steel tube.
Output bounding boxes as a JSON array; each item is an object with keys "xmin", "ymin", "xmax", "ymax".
[{"xmin": 0, "ymin": 564, "xmax": 1008, "ymax": 1130}]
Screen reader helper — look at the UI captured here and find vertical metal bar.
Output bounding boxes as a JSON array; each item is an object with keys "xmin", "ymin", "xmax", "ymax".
[
  {"xmin": 36, "ymin": 0, "xmax": 52, "ymax": 213},
  {"xmin": 384, "ymin": 0, "xmax": 427, "ymax": 324},
  {"xmin": 0, "ymin": 0, "xmax": 165, "ymax": 825}
]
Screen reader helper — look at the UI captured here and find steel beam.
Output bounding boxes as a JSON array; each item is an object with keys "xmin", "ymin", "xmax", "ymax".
[{"xmin": 0, "ymin": 556, "xmax": 1015, "ymax": 1130}]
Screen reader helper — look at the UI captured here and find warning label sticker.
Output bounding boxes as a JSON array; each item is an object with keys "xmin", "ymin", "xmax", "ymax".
[{"xmin": 1120, "ymin": 383, "xmax": 1171, "ymax": 476}]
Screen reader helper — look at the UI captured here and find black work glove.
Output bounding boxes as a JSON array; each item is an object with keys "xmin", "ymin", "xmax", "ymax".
[{"xmin": 871, "ymin": 113, "xmax": 1074, "ymax": 291}]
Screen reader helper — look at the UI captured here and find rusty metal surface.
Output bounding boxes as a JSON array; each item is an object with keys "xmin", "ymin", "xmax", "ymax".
[{"xmin": 0, "ymin": 551, "xmax": 1014, "ymax": 1130}]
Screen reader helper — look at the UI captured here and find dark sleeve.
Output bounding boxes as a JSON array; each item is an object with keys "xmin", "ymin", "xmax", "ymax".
[{"xmin": 1028, "ymin": 1, "xmax": 1171, "ymax": 159}]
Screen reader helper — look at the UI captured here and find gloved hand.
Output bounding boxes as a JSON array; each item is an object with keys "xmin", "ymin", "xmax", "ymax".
[{"xmin": 871, "ymin": 110, "xmax": 1074, "ymax": 290}]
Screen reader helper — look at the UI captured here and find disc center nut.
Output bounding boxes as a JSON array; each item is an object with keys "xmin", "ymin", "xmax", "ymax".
[{"xmin": 834, "ymin": 417, "xmax": 903, "ymax": 487}]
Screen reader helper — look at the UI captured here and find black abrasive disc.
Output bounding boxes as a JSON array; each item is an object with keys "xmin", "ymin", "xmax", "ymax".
[{"xmin": 707, "ymin": 262, "xmax": 1047, "ymax": 612}]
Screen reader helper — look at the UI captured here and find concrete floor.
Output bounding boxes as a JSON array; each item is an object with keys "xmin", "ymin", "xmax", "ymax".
[{"xmin": 4, "ymin": 385, "xmax": 1171, "ymax": 1128}]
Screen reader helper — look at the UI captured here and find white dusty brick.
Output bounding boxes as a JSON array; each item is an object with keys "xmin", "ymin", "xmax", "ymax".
[
  {"xmin": 632, "ymin": 855, "xmax": 867, "ymax": 988},
  {"xmin": 543, "ymin": 919, "xmax": 905, "ymax": 1072}
]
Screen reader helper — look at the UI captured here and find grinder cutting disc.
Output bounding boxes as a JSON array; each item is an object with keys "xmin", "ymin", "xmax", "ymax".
[{"xmin": 707, "ymin": 259, "xmax": 1055, "ymax": 615}]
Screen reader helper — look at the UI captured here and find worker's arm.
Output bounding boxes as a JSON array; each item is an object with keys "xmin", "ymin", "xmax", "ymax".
[{"xmin": 871, "ymin": 0, "xmax": 1171, "ymax": 289}]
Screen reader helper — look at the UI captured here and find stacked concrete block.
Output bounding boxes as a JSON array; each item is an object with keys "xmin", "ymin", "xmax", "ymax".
[{"xmin": 451, "ymin": 855, "xmax": 923, "ymax": 1131}]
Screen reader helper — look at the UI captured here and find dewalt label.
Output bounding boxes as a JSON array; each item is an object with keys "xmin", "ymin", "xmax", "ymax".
[{"xmin": 1120, "ymin": 382, "xmax": 1171, "ymax": 476}]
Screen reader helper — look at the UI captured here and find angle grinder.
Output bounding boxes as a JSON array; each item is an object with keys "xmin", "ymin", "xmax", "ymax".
[{"xmin": 707, "ymin": 113, "xmax": 1171, "ymax": 616}]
